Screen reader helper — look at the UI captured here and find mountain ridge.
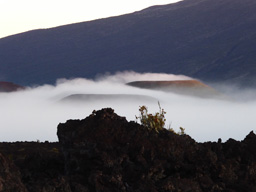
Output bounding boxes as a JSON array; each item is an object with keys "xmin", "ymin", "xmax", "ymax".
[{"xmin": 0, "ymin": 0, "xmax": 256, "ymax": 87}]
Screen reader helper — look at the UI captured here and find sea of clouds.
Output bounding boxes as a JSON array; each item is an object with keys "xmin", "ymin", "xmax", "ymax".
[{"xmin": 0, "ymin": 71, "xmax": 255, "ymax": 142}]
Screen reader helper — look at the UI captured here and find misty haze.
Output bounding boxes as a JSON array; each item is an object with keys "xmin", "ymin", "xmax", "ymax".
[{"xmin": 0, "ymin": 72, "xmax": 255, "ymax": 142}]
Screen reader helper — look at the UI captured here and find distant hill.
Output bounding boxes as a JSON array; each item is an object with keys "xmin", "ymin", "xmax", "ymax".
[
  {"xmin": 127, "ymin": 80, "xmax": 223, "ymax": 98},
  {"xmin": 0, "ymin": 82, "xmax": 24, "ymax": 92},
  {"xmin": 0, "ymin": 0, "xmax": 256, "ymax": 87},
  {"xmin": 60, "ymin": 94, "xmax": 157, "ymax": 103}
]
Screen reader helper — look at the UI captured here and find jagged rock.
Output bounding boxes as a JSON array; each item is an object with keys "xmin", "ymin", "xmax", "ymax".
[
  {"xmin": 57, "ymin": 108, "xmax": 256, "ymax": 191},
  {"xmin": 0, "ymin": 108, "xmax": 256, "ymax": 191},
  {"xmin": 0, "ymin": 142, "xmax": 70, "ymax": 192},
  {"xmin": 57, "ymin": 108, "xmax": 199, "ymax": 191},
  {"xmin": 0, "ymin": 152, "xmax": 27, "ymax": 192}
]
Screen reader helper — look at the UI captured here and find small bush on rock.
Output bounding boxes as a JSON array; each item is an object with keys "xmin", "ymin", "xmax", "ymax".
[
  {"xmin": 178, "ymin": 127, "xmax": 185, "ymax": 135},
  {"xmin": 136, "ymin": 102, "xmax": 166, "ymax": 133},
  {"xmin": 136, "ymin": 102, "xmax": 186, "ymax": 135}
]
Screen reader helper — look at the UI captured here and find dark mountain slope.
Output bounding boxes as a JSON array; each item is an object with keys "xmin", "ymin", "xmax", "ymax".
[{"xmin": 0, "ymin": 0, "xmax": 256, "ymax": 86}]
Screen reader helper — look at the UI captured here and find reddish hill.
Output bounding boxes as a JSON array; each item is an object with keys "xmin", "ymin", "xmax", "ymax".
[
  {"xmin": 0, "ymin": 81, "xmax": 24, "ymax": 92},
  {"xmin": 127, "ymin": 80, "xmax": 222, "ymax": 98}
]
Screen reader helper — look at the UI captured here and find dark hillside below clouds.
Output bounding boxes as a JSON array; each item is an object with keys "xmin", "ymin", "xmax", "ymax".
[
  {"xmin": 0, "ymin": 0, "xmax": 256, "ymax": 86},
  {"xmin": 0, "ymin": 82, "xmax": 24, "ymax": 92}
]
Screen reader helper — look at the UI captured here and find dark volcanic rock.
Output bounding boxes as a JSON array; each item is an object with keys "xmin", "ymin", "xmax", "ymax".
[
  {"xmin": 1, "ymin": 108, "xmax": 256, "ymax": 191},
  {"xmin": 0, "ymin": 152, "xmax": 27, "ymax": 192},
  {"xmin": 0, "ymin": 142, "xmax": 70, "ymax": 192},
  {"xmin": 57, "ymin": 108, "xmax": 256, "ymax": 192},
  {"xmin": 57, "ymin": 108, "xmax": 200, "ymax": 191}
]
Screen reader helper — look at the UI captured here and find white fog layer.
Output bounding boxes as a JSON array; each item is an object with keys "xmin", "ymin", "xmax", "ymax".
[{"xmin": 0, "ymin": 72, "xmax": 255, "ymax": 142}]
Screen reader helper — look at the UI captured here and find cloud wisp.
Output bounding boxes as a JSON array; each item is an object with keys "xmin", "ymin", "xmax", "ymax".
[{"xmin": 0, "ymin": 71, "xmax": 255, "ymax": 142}]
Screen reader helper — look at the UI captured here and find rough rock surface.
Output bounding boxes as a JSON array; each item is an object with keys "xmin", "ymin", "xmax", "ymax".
[
  {"xmin": 0, "ymin": 108, "xmax": 256, "ymax": 191},
  {"xmin": 0, "ymin": 152, "xmax": 27, "ymax": 191},
  {"xmin": 0, "ymin": 142, "xmax": 68, "ymax": 192},
  {"xmin": 57, "ymin": 108, "xmax": 256, "ymax": 192}
]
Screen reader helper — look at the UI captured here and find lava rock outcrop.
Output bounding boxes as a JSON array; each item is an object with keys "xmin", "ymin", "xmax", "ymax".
[
  {"xmin": 0, "ymin": 152, "xmax": 27, "ymax": 191},
  {"xmin": 57, "ymin": 108, "xmax": 256, "ymax": 192},
  {"xmin": 0, "ymin": 108, "xmax": 256, "ymax": 191}
]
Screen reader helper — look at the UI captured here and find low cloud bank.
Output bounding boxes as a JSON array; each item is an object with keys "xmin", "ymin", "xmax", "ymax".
[{"xmin": 0, "ymin": 71, "xmax": 255, "ymax": 142}]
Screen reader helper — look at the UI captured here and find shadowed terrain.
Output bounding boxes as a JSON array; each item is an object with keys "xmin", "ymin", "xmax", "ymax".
[{"xmin": 0, "ymin": 108, "xmax": 256, "ymax": 191}]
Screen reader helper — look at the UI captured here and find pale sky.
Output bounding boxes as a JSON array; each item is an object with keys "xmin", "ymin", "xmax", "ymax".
[{"xmin": 0, "ymin": 0, "xmax": 182, "ymax": 39}]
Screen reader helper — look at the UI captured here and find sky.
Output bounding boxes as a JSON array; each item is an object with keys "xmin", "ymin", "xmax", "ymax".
[
  {"xmin": 0, "ymin": 0, "xmax": 182, "ymax": 39},
  {"xmin": 0, "ymin": 72, "xmax": 256, "ymax": 142}
]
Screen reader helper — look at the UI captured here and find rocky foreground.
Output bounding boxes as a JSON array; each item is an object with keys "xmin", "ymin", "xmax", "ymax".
[{"xmin": 0, "ymin": 108, "xmax": 256, "ymax": 192}]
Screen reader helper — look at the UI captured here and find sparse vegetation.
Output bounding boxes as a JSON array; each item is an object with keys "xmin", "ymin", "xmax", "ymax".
[
  {"xmin": 178, "ymin": 127, "xmax": 185, "ymax": 135},
  {"xmin": 136, "ymin": 102, "xmax": 185, "ymax": 135},
  {"xmin": 136, "ymin": 102, "xmax": 166, "ymax": 132}
]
